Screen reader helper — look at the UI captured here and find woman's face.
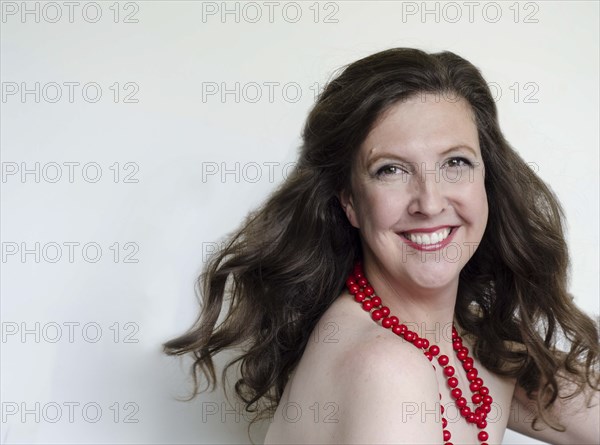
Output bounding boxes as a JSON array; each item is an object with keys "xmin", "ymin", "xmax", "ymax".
[{"xmin": 340, "ymin": 93, "xmax": 488, "ymax": 291}]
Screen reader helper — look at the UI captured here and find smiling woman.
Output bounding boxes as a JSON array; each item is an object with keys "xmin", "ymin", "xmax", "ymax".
[
  {"xmin": 339, "ymin": 93, "xmax": 488, "ymax": 295},
  {"xmin": 163, "ymin": 48, "xmax": 599, "ymax": 445}
]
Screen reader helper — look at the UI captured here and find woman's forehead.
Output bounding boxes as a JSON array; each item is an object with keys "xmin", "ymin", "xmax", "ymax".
[{"xmin": 357, "ymin": 95, "xmax": 480, "ymax": 164}]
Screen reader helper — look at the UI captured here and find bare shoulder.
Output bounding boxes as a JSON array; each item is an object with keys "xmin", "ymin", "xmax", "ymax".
[
  {"xmin": 266, "ymin": 293, "xmax": 447, "ymax": 444},
  {"xmin": 315, "ymin": 291, "xmax": 435, "ymax": 373},
  {"xmin": 318, "ymin": 294, "xmax": 444, "ymax": 444}
]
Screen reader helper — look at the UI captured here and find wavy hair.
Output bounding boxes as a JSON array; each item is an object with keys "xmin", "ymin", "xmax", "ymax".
[{"xmin": 163, "ymin": 48, "xmax": 599, "ymax": 438}]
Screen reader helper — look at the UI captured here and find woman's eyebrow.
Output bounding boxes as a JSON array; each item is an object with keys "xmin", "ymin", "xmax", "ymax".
[
  {"xmin": 439, "ymin": 144, "xmax": 478, "ymax": 157},
  {"xmin": 366, "ymin": 144, "xmax": 478, "ymax": 168},
  {"xmin": 365, "ymin": 152, "xmax": 411, "ymax": 169}
]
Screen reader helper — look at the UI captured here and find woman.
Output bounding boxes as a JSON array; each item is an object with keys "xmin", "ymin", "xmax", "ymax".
[{"xmin": 163, "ymin": 48, "xmax": 599, "ymax": 444}]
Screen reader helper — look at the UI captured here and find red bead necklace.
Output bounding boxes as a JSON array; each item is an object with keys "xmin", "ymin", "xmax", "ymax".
[{"xmin": 345, "ymin": 261, "xmax": 492, "ymax": 445}]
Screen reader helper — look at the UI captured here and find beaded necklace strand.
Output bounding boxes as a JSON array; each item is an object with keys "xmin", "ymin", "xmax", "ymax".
[{"xmin": 345, "ymin": 261, "xmax": 492, "ymax": 445}]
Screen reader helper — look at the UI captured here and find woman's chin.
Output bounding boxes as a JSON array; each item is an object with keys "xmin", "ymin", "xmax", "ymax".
[{"xmin": 401, "ymin": 266, "xmax": 461, "ymax": 291}]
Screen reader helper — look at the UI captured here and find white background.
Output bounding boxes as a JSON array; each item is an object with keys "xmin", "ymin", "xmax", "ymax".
[{"xmin": 1, "ymin": 1, "xmax": 598, "ymax": 444}]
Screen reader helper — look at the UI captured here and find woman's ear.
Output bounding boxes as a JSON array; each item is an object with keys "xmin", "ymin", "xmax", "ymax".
[{"xmin": 337, "ymin": 189, "xmax": 360, "ymax": 229}]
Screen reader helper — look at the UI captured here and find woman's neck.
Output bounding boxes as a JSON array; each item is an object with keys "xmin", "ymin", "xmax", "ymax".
[{"xmin": 362, "ymin": 257, "xmax": 459, "ymax": 358}]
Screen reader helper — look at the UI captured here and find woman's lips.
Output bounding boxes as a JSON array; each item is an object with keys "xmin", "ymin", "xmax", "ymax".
[{"xmin": 398, "ymin": 226, "xmax": 458, "ymax": 251}]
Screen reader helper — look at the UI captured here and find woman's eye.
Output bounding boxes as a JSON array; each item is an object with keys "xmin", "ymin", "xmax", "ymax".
[
  {"xmin": 375, "ymin": 165, "xmax": 406, "ymax": 177},
  {"xmin": 445, "ymin": 157, "xmax": 472, "ymax": 168}
]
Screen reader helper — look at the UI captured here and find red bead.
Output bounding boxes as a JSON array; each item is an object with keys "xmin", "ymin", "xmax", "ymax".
[
  {"xmin": 482, "ymin": 404, "xmax": 491, "ymax": 413},
  {"xmin": 370, "ymin": 296, "xmax": 381, "ymax": 306},
  {"xmin": 345, "ymin": 278, "xmax": 356, "ymax": 287},
  {"xmin": 452, "ymin": 340, "xmax": 462, "ymax": 350},
  {"xmin": 451, "ymin": 388, "xmax": 462, "ymax": 399},
  {"xmin": 364, "ymin": 286, "xmax": 374, "ymax": 296},
  {"xmin": 381, "ymin": 317, "xmax": 393, "ymax": 328},
  {"xmin": 477, "ymin": 420, "xmax": 487, "ymax": 429},
  {"xmin": 457, "ymin": 350, "xmax": 468, "ymax": 360},
  {"xmin": 443, "ymin": 430, "xmax": 451, "ymax": 441},
  {"xmin": 354, "ymin": 291, "xmax": 366, "ymax": 302},
  {"xmin": 438, "ymin": 355, "xmax": 449, "ymax": 366},
  {"xmin": 404, "ymin": 331, "xmax": 416, "ymax": 342},
  {"xmin": 483, "ymin": 395, "xmax": 493, "ymax": 405},
  {"xmin": 469, "ymin": 382, "xmax": 481, "ymax": 392},
  {"xmin": 467, "ymin": 413, "xmax": 476, "ymax": 423},
  {"xmin": 460, "ymin": 406, "xmax": 471, "ymax": 417},
  {"xmin": 466, "ymin": 369, "xmax": 478, "ymax": 381},
  {"xmin": 475, "ymin": 377, "xmax": 483, "ymax": 386},
  {"xmin": 389, "ymin": 316, "xmax": 399, "ymax": 325},
  {"xmin": 380, "ymin": 306, "xmax": 390, "ymax": 317},
  {"xmin": 362, "ymin": 300, "xmax": 373, "ymax": 311},
  {"xmin": 447, "ymin": 377, "xmax": 458, "ymax": 388},
  {"xmin": 458, "ymin": 347, "xmax": 468, "ymax": 355},
  {"xmin": 451, "ymin": 328, "xmax": 458, "ymax": 339},
  {"xmin": 478, "ymin": 431, "xmax": 489, "ymax": 441},
  {"xmin": 443, "ymin": 366, "xmax": 455, "ymax": 377},
  {"xmin": 440, "ymin": 404, "xmax": 444, "ymax": 414},
  {"xmin": 421, "ymin": 339, "xmax": 430, "ymax": 349},
  {"xmin": 348, "ymin": 284, "xmax": 360, "ymax": 294},
  {"xmin": 479, "ymin": 386, "xmax": 489, "ymax": 395},
  {"xmin": 371, "ymin": 309, "xmax": 383, "ymax": 321},
  {"xmin": 357, "ymin": 277, "xmax": 368, "ymax": 287},
  {"xmin": 472, "ymin": 394, "xmax": 482, "ymax": 404},
  {"xmin": 424, "ymin": 352, "xmax": 433, "ymax": 361},
  {"xmin": 414, "ymin": 338, "xmax": 424, "ymax": 348},
  {"xmin": 456, "ymin": 397, "xmax": 467, "ymax": 408},
  {"xmin": 429, "ymin": 345, "xmax": 440, "ymax": 356},
  {"xmin": 442, "ymin": 417, "xmax": 447, "ymax": 428}
]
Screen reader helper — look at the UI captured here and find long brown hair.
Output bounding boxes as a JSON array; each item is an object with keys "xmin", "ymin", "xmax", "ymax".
[{"xmin": 163, "ymin": 47, "xmax": 599, "ymax": 439}]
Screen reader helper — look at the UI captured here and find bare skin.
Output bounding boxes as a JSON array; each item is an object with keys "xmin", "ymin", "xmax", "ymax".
[
  {"xmin": 263, "ymin": 292, "xmax": 600, "ymax": 444},
  {"xmin": 263, "ymin": 291, "xmax": 517, "ymax": 444}
]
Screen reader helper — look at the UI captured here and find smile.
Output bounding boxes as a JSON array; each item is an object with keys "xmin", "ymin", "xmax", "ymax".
[
  {"xmin": 403, "ymin": 227, "xmax": 451, "ymax": 245},
  {"xmin": 398, "ymin": 226, "xmax": 458, "ymax": 251}
]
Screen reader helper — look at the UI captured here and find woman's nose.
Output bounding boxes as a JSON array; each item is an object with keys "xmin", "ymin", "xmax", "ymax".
[{"xmin": 407, "ymin": 167, "xmax": 448, "ymax": 216}]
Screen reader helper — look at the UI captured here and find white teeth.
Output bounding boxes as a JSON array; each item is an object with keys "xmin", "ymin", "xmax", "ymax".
[{"xmin": 407, "ymin": 228, "xmax": 451, "ymax": 245}]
